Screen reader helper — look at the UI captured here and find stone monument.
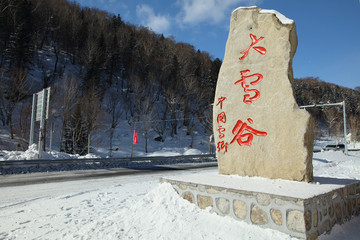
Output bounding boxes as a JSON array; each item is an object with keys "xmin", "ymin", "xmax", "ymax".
[
  {"xmin": 161, "ymin": 7, "xmax": 360, "ymax": 239},
  {"xmin": 213, "ymin": 6, "xmax": 314, "ymax": 182}
]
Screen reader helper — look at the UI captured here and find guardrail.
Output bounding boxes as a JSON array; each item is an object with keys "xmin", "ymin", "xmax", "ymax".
[{"xmin": 0, "ymin": 154, "xmax": 217, "ymax": 175}]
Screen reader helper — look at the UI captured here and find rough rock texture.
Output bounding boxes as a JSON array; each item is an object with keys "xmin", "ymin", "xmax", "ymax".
[
  {"xmin": 197, "ymin": 195, "xmax": 213, "ymax": 209},
  {"xmin": 182, "ymin": 192, "xmax": 194, "ymax": 203},
  {"xmin": 216, "ymin": 198, "xmax": 230, "ymax": 214},
  {"xmin": 234, "ymin": 200, "xmax": 247, "ymax": 219},
  {"xmin": 270, "ymin": 209, "xmax": 283, "ymax": 225},
  {"xmin": 287, "ymin": 210, "xmax": 306, "ymax": 233},
  {"xmin": 213, "ymin": 7, "xmax": 314, "ymax": 182},
  {"xmin": 251, "ymin": 204, "xmax": 268, "ymax": 224}
]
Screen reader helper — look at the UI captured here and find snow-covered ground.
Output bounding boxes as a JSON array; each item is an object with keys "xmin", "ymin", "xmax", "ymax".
[{"xmin": 1, "ymin": 150, "xmax": 360, "ymax": 240}]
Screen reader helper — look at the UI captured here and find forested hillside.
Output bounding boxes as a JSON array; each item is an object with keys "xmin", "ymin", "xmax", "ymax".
[
  {"xmin": 292, "ymin": 77, "xmax": 360, "ymax": 140},
  {"xmin": 0, "ymin": 0, "xmax": 220, "ymax": 154},
  {"xmin": 0, "ymin": 0, "xmax": 359, "ymax": 154}
]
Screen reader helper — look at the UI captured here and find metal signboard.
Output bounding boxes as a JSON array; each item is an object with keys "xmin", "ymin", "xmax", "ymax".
[{"xmin": 35, "ymin": 87, "xmax": 50, "ymax": 121}]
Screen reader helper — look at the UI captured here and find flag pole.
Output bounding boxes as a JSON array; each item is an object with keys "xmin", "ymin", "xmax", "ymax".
[{"xmin": 131, "ymin": 123, "xmax": 136, "ymax": 158}]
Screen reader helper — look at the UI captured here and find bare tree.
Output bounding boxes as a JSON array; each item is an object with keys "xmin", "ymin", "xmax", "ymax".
[
  {"xmin": 53, "ymin": 74, "xmax": 79, "ymax": 152},
  {"xmin": 130, "ymin": 74, "xmax": 156, "ymax": 153},
  {"xmin": 81, "ymin": 87, "xmax": 102, "ymax": 154},
  {"xmin": 349, "ymin": 114, "xmax": 360, "ymax": 143},
  {"xmin": 323, "ymin": 107, "xmax": 340, "ymax": 138},
  {"xmin": 104, "ymin": 87, "xmax": 123, "ymax": 156},
  {"xmin": 153, "ymin": 101, "xmax": 167, "ymax": 142},
  {"xmin": 0, "ymin": 68, "xmax": 29, "ymax": 139},
  {"xmin": 17, "ymin": 101, "xmax": 32, "ymax": 150},
  {"xmin": 138, "ymin": 96, "xmax": 154, "ymax": 153},
  {"xmin": 164, "ymin": 89, "xmax": 178, "ymax": 137}
]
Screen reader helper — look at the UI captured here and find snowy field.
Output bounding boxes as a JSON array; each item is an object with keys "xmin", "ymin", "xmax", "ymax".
[{"xmin": 0, "ymin": 150, "xmax": 360, "ymax": 239}]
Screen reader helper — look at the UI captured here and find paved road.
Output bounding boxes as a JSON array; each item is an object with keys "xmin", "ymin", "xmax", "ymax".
[{"xmin": 0, "ymin": 162, "xmax": 217, "ymax": 187}]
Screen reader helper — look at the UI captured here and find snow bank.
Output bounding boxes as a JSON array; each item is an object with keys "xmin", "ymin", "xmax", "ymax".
[
  {"xmin": 0, "ymin": 144, "xmax": 61, "ymax": 160},
  {"xmin": 110, "ymin": 183, "xmax": 296, "ymax": 240},
  {"xmin": 1, "ymin": 150, "xmax": 360, "ymax": 239}
]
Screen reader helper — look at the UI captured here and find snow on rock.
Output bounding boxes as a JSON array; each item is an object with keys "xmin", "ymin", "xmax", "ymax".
[
  {"xmin": 231, "ymin": 7, "xmax": 294, "ymax": 25},
  {"xmin": 259, "ymin": 9, "xmax": 294, "ymax": 24},
  {"xmin": 232, "ymin": 6, "xmax": 258, "ymax": 13}
]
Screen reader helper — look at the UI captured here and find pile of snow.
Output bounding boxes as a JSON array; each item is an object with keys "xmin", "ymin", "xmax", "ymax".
[
  {"xmin": 0, "ymin": 144, "xmax": 98, "ymax": 161},
  {"xmin": 0, "ymin": 144, "xmax": 55, "ymax": 160},
  {"xmin": 115, "ymin": 182, "xmax": 296, "ymax": 240},
  {"xmin": 0, "ymin": 143, "xmax": 206, "ymax": 161}
]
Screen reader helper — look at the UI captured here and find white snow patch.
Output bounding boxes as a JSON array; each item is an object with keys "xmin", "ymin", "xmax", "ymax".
[
  {"xmin": 183, "ymin": 148, "xmax": 202, "ymax": 155},
  {"xmin": 232, "ymin": 6, "xmax": 294, "ymax": 25},
  {"xmin": 115, "ymin": 182, "xmax": 296, "ymax": 240},
  {"xmin": 260, "ymin": 9, "xmax": 294, "ymax": 24},
  {"xmin": 165, "ymin": 172, "xmax": 356, "ymax": 199},
  {"xmin": 232, "ymin": 6, "xmax": 258, "ymax": 14},
  {"xmin": 0, "ymin": 144, "xmax": 81, "ymax": 161}
]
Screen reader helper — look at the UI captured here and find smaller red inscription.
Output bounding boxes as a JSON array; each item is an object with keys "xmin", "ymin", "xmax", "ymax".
[
  {"xmin": 217, "ymin": 141, "xmax": 228, "ymax": 153},
  {"xmin": 230, "ymin": 118, "xmax": 267, "ymax": 146},
  {"xmin": 217, "ymin": 112, "xmax": 227, "ymax": 124},
  {"xmin": 234, "ymin": 69, "xmax": 263, "ymax": 104},
  {"xmin": 239, "ymin": 33, "xmax": 266, "ymax": 60},
  {"xmin": 217, "ymin": 126, "xmax": 226, "ymax": 139},
  {"xmin": 216, "ymin": 97, "xmax": 227, "ymax": 110}
]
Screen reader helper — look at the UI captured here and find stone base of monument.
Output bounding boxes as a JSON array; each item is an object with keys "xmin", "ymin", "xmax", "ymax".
[{"xmin": 161, "ymin": 173, "xmax": 360, "ymax": 240}]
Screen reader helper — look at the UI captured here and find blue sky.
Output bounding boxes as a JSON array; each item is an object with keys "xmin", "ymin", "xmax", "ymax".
[{"xmin": 75, "ymin": 0, "xmax": 360, "ymax": 89}]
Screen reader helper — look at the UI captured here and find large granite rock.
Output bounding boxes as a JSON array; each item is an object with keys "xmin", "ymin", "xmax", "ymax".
[{"xmin": 213, "ymin": 7, "xmax": 314, "ymax": 182}]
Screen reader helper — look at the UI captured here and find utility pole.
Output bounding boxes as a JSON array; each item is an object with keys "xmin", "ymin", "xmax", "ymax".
[
  {"xmin": 342, "ymin": 101, "xmax": 348, "ymax": 154},
  {"xmin": 29, "ymin": 94, "xmax": 36, "ymax": 146},
  {"xmin": 88, "ymin": 133, "xmax": 91, "ymax": 155},
  {"xmin": 38, "ymin": 89, "xmax": 47, "ymax": 158},
  {"xmin": 49, "ymin": 122, "xmax": 54, "ymax": 152}
]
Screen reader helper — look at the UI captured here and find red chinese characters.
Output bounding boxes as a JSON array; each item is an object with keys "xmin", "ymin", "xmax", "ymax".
[
  {"xmin": 216, "ymin": 97, "xmax": 227, "ymax": 110},
  {"xmin": 216, "ymin": 97, "xmax": 228, "ymax": 153},
  {"xmin": 236, "ymin": 33, "xmax": 267, "ymax": 104},
  {"xmin": 230, "ymin": 118, "xmax": 267, "ymax": 146},
  {"xmin": 217, "ymin": 111, "xmax": 227, "ymax": 124},
  {"xmin": 234, "ymin": 69, "xmax": 263, "ymax": 104},
  {"xmin": 217, "ymin": 141, "xmax": 228, "ymax": 153},
  {"xmin": 228, "ymin": 33, "xmax": 268, "ymax": 148},
  {"xmin": 217, "ymin": 126, "xmax": 226, "ymax": 139},
  {"xmin": 239, "ymin": 34, "xmax": 266, "ymax": 60},
  {"xmin": 216, "ymin": 33, "xmax": 268, "ymax": 152}
]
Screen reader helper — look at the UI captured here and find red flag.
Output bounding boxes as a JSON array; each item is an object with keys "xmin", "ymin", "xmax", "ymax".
[{"xmin": 133, "ymin": 130, "xmax": 138, "ymax": 145}]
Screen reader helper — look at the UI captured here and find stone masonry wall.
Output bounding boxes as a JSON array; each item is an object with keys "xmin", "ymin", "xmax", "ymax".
[{"xmin": 161, "ymin": 178, "xmax": 360, "ymax": 240}]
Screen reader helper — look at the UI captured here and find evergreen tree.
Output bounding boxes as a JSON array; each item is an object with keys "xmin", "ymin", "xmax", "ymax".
[
  {"xmin": 7, "ymin": 0, "xmax": 33, "ymax": 69},
  {"xmin": 71, "ymin": 103, "xmax": 88, "ymax": 155}
]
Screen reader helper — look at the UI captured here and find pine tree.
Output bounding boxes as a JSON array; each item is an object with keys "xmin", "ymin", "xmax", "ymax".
[
  {"xmin": 71, "ymin": 103, "xmax": 88, "ymax": 155},
  {"xmin": 7, "ymin": 0, "xmax": 33, "ymax": 69}
]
